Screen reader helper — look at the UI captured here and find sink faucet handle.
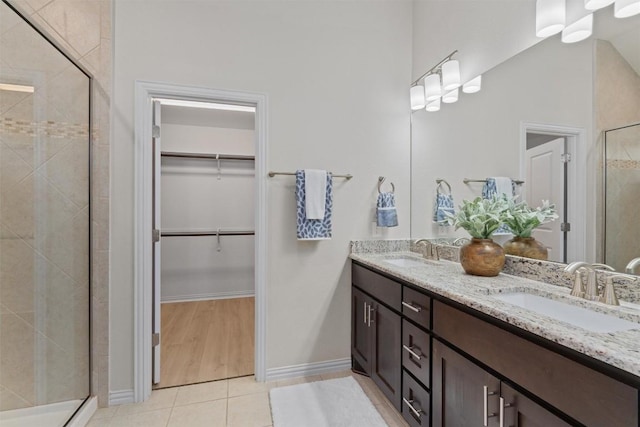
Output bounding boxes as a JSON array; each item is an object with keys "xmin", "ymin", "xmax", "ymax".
[
  {"xmin": 584, "ymin": 269, "xmax": 600, "ymax": 301},
  {"xmin": 570, "ymin": 271, "xmax": 585, "ymax": 298},
  {"xmin": 591, "ymin": 263, "xmax": 616, "ymax": 271},
  {"xmin": 601, "ymin": 275, "xmax": 638, "ymax": 306}
]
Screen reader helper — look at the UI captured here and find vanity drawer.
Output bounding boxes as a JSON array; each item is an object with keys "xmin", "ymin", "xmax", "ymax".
[
  {"xmin": 352, "ymin": 264, "xmax": 401, "ymax": 311},
  {"xmin": 433, "ymin": 300, "xmax": 638, "ymax": 427},
  {"xmin": 402, "ymin": 370, "xmax": 430, "ymax": 427},
  {"xmin": 402, "ymin": 286, "xmax": 430, "ymax": 328},
  {"xmin": 402, "ymin": 319, "xmax": 430, "ymax": 387}
]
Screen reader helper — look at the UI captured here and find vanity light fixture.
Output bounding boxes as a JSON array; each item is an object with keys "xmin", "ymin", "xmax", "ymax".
[
  {"xmin": 442, "ymin": 88, "xmax": 459, "ymax": 104},
  {"xmin": 462, "ymin": 75, "xmax": 482, "ymax": 93},
  {"xmin": 424, "ymin": 73, "xmax": 442, "ymax": 102},
  {"xmin": 614, "ymin": 0, "xmax": 640, "ymax": 17},
  {"xmin": 562, "ymin": 14, "xmax": 593, "ymax": 43},
  {"xmin": 410, "ymin": 85, "xmax": 426, "ymax": 110},
  {"xmin": 442, "ymin": 60, "xmax": 461, "ymax": 91},
  {"xmin": 536, "ymin": 0, "xmax": 566, "ymax": 37},
  {"xmin": 584, "ymin": 0, "xmax": 615, "ymax": 10},
  {"xmin": 426, "ymin": 97, "xmax": 441, "ymax": 112}
]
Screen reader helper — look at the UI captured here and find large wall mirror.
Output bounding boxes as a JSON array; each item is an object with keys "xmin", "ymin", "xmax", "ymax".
[{"xmin": 410, "ymin": 7, "xmax": 640, "ymax": 274}]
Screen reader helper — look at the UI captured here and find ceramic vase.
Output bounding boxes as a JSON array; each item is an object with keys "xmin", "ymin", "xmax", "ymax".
[
  {"xmin": 503, "ymin": 236, "xmax": 548, "ymax": 260},
  {"xmin": 459, "ymin": 238, "xmax": 505, "ymax": 277}
]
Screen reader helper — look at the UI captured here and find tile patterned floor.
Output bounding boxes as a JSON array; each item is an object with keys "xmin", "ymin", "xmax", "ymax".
[{"xmin": 87, "ymin": 371, "xmax": 409, "ymax": 427}]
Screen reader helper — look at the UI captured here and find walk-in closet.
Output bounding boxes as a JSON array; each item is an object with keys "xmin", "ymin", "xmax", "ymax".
[{"xmin": 152, "ymin": 99, "xmax": 256, "ymax": 389}]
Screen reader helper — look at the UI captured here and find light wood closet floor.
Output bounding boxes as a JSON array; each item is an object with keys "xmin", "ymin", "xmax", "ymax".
[{"xmin": 154, "ymin": 297, "xmax": 254, "ymax": 389}]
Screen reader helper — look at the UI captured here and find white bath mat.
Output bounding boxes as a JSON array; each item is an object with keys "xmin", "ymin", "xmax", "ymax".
[{"xmin": 269, "ymin": 376, "xmax": 388, "ymax": 427}]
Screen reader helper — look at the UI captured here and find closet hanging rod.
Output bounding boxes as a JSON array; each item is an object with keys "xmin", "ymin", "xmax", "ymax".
[
  {"xmin": 161, "ymin": 230, "xmax": 255, "ymax": 237},
  {"xmin": 268, "ymin": 171, "xmax": 353, "ymax": 180},
  {"xmin": 463, "ymin": 178, "xmax": 525, "ymax": 185},
  {"xmin": 161, "ymin": 151, "xmax": 255, "ymax": 161}
]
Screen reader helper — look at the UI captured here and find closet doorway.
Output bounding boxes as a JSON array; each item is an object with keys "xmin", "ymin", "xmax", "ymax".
[{"xmin": 152, "ymin": 98, "xmax": 256, "ymax": 389}]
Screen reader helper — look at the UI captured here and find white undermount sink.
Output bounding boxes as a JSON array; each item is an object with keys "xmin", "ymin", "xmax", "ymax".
[
  {"xmin": 383, "ymin": 256, "xmax": 433, "ymax": 268},
  {"xmin": 492, "ymin": 292, "xmax": 640, "ymax": 333}
]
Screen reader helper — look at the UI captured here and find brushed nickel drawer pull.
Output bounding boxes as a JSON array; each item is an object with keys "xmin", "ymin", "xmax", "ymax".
[
  {"xmin": 402, "ymin": 301, "xmax": 421, "ymax": 313},
  {"xmin": 363, "ymin": 302, "xmax": 367, "ymax": 324},
  {"xmin": 402, "ymin": 344, "xmax": 422, "ymax": 360},
  {"xmin": 499, "ymin": 396, "xmax": 513, "ymax": 427},
  {"xmin": 402, "ymin": 397, "xmax": 423, "ymax": 419},
  {"xmin": 483, "ymin": 385, "xmax": 497, "ymax": 426},
  {"xmin": 368, "ymin": 306, "xmax": 375, "ymax": 327}
]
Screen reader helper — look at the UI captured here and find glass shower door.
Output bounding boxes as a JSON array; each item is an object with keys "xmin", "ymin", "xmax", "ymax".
[
  {"xmin": 604, "ymin": 123, "xmax": 640, "ymax": 272},
  {"xmin": 0, "ymin": 1, "xmax": 91, "ymax": 425}
]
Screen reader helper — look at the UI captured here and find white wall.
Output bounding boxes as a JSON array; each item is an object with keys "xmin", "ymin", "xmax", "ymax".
[
  {"xmin": 410, "ymin": 37, "xmax": 593, "ymax": 252},
  {"xmin": 112, "ymin": 0, "xmax": 412, "ymax": 392},
  {"xmin": 160, "ymin": 121, "xmax": 255, "ymax": 302},
  {"xmin": 412, "ymin": 0, "xmax": 539, "ymax": 83}
]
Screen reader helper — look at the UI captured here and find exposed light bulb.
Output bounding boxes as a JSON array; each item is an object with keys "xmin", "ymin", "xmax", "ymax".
[
  {"xmin": 536, "ymin": 0, "xmax": 566, "ymax": 37},
  {"xmin": 462, "ymin": 75, "xmax": 482, "ymax": 94},
  {"xmin": 410, "ymin": 85, "xmax": 426, "ymax": 110},
  {"xmin": 562, "ymin": 14, "xmax": 593, "ymax": 43}
]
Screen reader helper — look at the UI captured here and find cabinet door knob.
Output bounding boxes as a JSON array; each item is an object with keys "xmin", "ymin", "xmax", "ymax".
[
  {"xmin": 402, "ymin": 397, "xmax": 423, "ymax": 419},
  {"xmin": 402, "ymin": 344, "xmax": 422, "ymax": 360},
  {"xmin": 402, "ymin": 301, "xmax": 421, "ymax": 313},
  {"xmin": 483, "ymin": 385, "xmax": 497, "ymax": 426}
]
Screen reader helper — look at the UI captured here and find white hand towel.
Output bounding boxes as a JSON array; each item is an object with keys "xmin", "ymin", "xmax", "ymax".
[
  {"xmin": 304, "ymin": 169, "xmax": 327, "ymax": 220},
  {"xmin": 493, "ymin": 177, "xmax": 513, "ymax": 198}
]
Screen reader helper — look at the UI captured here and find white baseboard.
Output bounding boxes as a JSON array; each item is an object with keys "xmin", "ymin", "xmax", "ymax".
[
  {"xmin": 67, "ymin": 396, "xmax": 97, "ymax": 427},
  {"xmin": 161, "ymin": 290, "xmax": 254, "ymax": 303},
  {"xmin": 265, "ymin": 358, "xmax": 351, "ymax": 381},
  {"xmin": 109, "ymin": 390, "xmax": 135, "ymax": 406}
]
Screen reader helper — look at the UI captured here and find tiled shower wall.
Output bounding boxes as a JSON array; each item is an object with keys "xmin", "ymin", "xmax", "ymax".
[{"xmin": 2, "ymin": 0, "xmax": 112, "ymax": 407}]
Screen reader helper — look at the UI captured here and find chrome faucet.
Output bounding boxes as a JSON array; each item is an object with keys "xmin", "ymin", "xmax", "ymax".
[
  {"xmin": 626, "ymin": 258, "xmax": 640, "ymax": 274},
  {"xmin": 414, "ymin": 239, "xmax": 436, "ymax": 260}
]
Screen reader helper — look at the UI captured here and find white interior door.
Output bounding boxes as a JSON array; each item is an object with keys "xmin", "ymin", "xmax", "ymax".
[
  {"xmin": 152, "ymin": 100, "xmax": 162, "ymax": 384},
  {"xmin": 524, "ymin": 137, "xmax": 565, "ymax": 262}
]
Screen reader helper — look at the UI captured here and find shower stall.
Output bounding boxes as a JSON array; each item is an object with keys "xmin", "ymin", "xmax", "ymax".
[
  {"xmin": 0, "ymin": 1, "xmax": 91, "ymax": 426},
  {"xmin": 604, "ymin": 123, "xmax": 640, "ymax": 272}
]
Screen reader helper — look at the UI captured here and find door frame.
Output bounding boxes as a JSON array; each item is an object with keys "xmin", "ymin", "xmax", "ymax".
[
  {"xmin": 519, "ymin": 122, "xmax": 586, "ymax": 262},
  {"xmin": 133, "ymin": 80, "xmax": 268, "ymax": 402}
]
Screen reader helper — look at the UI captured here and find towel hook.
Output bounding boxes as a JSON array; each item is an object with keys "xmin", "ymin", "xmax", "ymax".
[
  {"xmin": 436, "ymin": 178, "xmax": 451, "ymax": 194},
  {"xmin": 378, "ymin": 176, "xmax": 395, "ymax": 194}
]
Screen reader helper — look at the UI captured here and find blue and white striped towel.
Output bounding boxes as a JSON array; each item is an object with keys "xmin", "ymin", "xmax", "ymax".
[{"xmin": 296, "ymin": 170, "xmax": 332, "ymax": 240}]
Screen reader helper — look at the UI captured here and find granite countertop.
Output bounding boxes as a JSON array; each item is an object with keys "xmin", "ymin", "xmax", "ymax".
[{"xmin": 350, "ymin": 250, "xmax": 640, "ymax": 380}]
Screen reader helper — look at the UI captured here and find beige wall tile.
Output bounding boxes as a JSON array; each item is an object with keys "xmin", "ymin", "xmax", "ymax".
[
  {"xmin": 0, "ymin": 312, "xmax": 35, "ymax": 404},
  {"xmin": 0, "ymin": 384, "xmax": 31, "ymax": 411},
  {"xmin": 38, "ymin": 137, "xmax": 90, "ymax": 208},
  {"xmin": 167, "ymin": 399, "xmax": 227, "ymax": 427},
  {"xmin": 38, "ymin": 0, "xmax": 100, "ymax": 57}
]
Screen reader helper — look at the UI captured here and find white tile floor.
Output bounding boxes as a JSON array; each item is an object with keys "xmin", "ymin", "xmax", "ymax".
[{"xmin": 87, "ymin": 371, "xmax": 409, "ymax": 427}]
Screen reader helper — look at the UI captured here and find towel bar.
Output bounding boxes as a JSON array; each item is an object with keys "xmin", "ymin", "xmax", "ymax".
[
  {"xmin": 464, "ymin": 178, "xmax": 524, "ymax": 185},
  {"xmin": 268, "ymin": 171, "xmax": 352, "ymax": 179}
]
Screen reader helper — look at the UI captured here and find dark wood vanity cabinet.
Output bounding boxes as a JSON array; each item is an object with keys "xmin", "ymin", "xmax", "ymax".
[
  {"xmin": 351, "ymin": 264, "xmax": 402, "ymax": 410},
  {"xmin": 432, "ymin": 340, "xmax": 570, "ymax": 427},
  {"xmin": 351, "ymin": 261, "xmax": 640, "ymax": 427}
]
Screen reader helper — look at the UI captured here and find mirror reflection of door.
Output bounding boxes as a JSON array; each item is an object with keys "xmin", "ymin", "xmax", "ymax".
[{"xmin": 524, "ymin": 134, "xmax": 567, "ymax": 263}]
